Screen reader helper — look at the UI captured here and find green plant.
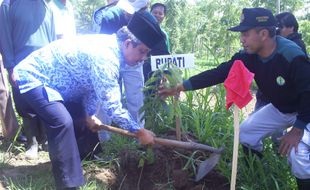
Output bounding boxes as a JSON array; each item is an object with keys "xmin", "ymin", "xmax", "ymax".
[
  {"xmin": 141, "ymin": 63, "xmax": 183, "ymax": 134},
  {"xmin": 138, "ymin": 147, "xmax": 155, "ymax": 168}
]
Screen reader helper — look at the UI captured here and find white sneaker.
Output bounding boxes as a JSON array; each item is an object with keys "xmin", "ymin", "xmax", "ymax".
[{"xmin": 25, "ymin": 143, "xmax": 38, "ymax": 159}]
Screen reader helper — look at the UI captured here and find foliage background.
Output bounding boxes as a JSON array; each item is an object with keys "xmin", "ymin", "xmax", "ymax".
[{"xmin": 72, "ymin": 0, "xmax": 309, "ymax": 65}]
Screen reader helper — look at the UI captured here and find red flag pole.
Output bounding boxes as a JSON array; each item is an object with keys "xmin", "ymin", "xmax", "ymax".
[
  {"xmin": 223, "ymin": 60, "xmax": 254, "ymax": 189},
  {"xmin": 230, "ymin": 105, "xmax": 240, "ymax": 190}
]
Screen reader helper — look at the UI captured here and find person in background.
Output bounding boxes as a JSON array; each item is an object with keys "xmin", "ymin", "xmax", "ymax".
[
  {"xmin": 2, "ymin": 0, "xmax": 56, "ymax": 159},
  {"xmin": 92, "ymin": 0, "xmax": 119, "ymax": 33},
  {"xmin": 13, "ymin": 11, "xmax": 165, "ymax": 189},
  {"xmin": 143, "ymin": 2, "xmax": 171, "ymax": 84},
  {"xmin": 49, "ymin": 0, "xmax": 76, "ymax": 39},
  {"xmin": 150, "ymin": 2, "xmax": 170, "ymax": 52},
  {"xmin": 276, "ymin": 12, "xmax": 308, "ymax": 56},
  {"xmin": 159, "ymin": 8, "xmax": 310, "ymax": 190},
  {"xmin": 0, "ymin": 0, "xmax": 20, "ymax": 140},
  {"xmin": 93, "ymin": 0, "xmax": 149, "ymax": 34}
]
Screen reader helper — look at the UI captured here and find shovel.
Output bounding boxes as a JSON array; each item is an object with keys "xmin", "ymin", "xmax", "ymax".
[{"xmin": 98, "ymin": 124, "xmax": 224, "ymax": 180}]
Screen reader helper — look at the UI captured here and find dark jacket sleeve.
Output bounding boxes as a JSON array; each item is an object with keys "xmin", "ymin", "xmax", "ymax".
[
  {"xmin": 99, "ymin": 7, "xmax": 127, "ymax": 34},
  {"xmin": 291, "ymin": 56, "xmax": 310, "ymax": 129},
  {"xmin": 294, "ymin": 38, "xmax": 308, "ymax": 57},
  {"xmin": 183, "ymin": 53, "xmax": 244, "ymax": 91}
]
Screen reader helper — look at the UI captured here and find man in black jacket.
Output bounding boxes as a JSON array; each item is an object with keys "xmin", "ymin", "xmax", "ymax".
[
  {"xmin": 255, "ymin": 12, "xmax": 308, "ymax": 151},
  {"xmin": 256, "ymin": 12, "xmax": 308, "ymax": 110},
  {"xmin": 159, "ymin": 8, "xmax": 310, "ymax": 190}
]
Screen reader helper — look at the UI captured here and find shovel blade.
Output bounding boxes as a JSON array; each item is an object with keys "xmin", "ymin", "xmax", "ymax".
[{"xmin": 195, "ymin": 153, "xmax": 221, "ymax": 182}]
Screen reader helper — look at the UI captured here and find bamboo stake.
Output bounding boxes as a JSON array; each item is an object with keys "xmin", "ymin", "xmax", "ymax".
[
  {"xmin": 230, "ymin": 105, "xmax": 240, "ymax": 190},
  {"xmin": 174, "ymin": 96, "xmax": 181, "ymax": 141}
]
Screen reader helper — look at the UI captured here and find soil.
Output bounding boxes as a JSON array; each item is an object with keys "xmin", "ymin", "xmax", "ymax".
[
  {"xmin": 116, "ymin": 146, "xmax": 229, "ymax": 190},
  {"xmin": 86, "ymin": 145, "xmax": 230, "ymax": 190}
]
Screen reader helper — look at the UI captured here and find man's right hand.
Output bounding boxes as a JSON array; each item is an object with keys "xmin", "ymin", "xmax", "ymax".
[
  {"xmin": 158, "ymin": 84, "xmax": 184, "ymax": 99},
  {"xmin": 86, "ymin": 115, "xmax": 102, "ymax": 132},
  {"xmin": 135, "ymin": 128, "xmax": 155, "ymax": 145}
]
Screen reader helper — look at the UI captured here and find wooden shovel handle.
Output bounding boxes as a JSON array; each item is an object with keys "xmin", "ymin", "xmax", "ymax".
[{"xmin": 99, "ymin": 124, "xmax": 224, "ymax": 154}]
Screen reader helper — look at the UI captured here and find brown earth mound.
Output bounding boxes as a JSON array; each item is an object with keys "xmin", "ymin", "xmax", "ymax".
[{"xmin": 110, "ymin": 145, "xmax": 229, "ymax": 190}]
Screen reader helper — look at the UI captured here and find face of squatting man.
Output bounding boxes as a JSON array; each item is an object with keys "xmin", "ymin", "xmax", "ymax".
[
  {"xmin": 123, "ymin": 39, "xmax": 150, "ymax": 66},
  {"xmin": 239, "ymin": 28, "xmax": 264, "ymax": 55}
]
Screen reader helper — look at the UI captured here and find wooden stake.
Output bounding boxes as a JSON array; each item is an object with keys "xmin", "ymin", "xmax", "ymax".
[
  {"xmin": 230, "ymin": 105, "xmax": 240, "ymax": 190},
  {"xmin": 174, "ymin": 96, "xmax": 181, "ymax": 141}
]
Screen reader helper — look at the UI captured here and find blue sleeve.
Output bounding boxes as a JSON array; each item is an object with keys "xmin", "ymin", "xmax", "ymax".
[
  {"xmin": 99, "ymin": 7, "xmax": 127, "ymax": 34},
  {"xmin": 88, "ymin": 58, "xmax": 141, "ymax": 132},
  {"xmin": 0, "ymin": 1, "xmax": 15, "ymax": 69}
]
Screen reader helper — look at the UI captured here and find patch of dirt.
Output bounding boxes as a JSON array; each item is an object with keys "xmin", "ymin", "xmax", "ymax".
[
  {"xmin": 106, "ymin": 146, "xmax": 229, "ymax": 190},
  {"xmin": 3, "ymin": 150, "xmax": 50, "ymax": 167}
]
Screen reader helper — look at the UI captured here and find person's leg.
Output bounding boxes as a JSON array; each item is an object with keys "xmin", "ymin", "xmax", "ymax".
[
  {"xmin": 296, "ymin": 178, "xmax": 310, "ymax": 190},
  {"xmin": 288, "ymin": 127, "xmax": 310, "ymax": 190},
  {"xmin": 12, "ymin": 87, "xmax": 41, "ymax": 157},
  {"xmin": 65, "ymin": 101, "xmax": 101, "ymax": 160},
  {"xmin": 12, "ymin": 87, "xmax": 29, "ymax": 144},
  {"xmin": 37, "ymin": 118, "xmax": 47, "ymax": 150},
  {"xmin": 0, "ymin": 62, "xmax": 19, "ymax": 139},
  {"xmin": 240, "ymin": 103, "xmax": 296, "ymax": 152},
  {"xmin": 22, "ymin": 86, "xmax": 84, "ymax": 189},
  {"xmin": 121, "ymin": 63, "xmax": 145, "ymax": 126},
  {"xmin": 23, "ymin": 117, "xmax": 39, "ymax": 159},
  {"xmin": 255, "ymin": 90, "xmax": 284, "ymax": 151}
]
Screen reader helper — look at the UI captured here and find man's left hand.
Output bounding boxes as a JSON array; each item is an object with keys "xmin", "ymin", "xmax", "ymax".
[{"xmin": 279, "ymin": 127, "xmax": 303, "ymax": 156}]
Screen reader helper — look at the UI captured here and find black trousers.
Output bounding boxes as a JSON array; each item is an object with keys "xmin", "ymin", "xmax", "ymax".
[{"xmin": 21, "ymin": 86, "xmax": 100, "ymax": 189}]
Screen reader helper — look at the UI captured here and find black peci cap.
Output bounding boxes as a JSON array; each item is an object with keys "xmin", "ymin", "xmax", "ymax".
[
  {"xmin": 229, "ymin": 7, "xmax": 276, "ymax": 32},
  {"xmin": 127, "ymin": 10, "xmax": 165, "ymax": 49}
]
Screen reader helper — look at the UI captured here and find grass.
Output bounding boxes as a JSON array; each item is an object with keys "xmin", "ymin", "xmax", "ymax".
[{"xmin": 4, "ymin": 170, "xmax": 55, "ymax": 190}]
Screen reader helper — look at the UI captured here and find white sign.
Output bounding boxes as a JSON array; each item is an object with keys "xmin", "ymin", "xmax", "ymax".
[{"xmin": 150, "ymin": 54, "xmax": 195, "ymax": 71}]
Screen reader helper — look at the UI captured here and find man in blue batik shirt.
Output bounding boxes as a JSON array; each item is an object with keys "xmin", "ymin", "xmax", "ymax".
[{"xmin": 13, "ymin": 11, "xmax": 165, "ymax": 190}]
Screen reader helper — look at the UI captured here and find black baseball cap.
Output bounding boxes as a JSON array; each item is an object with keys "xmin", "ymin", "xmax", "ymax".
[
  {"xmin": 229, "ymin": 7, "xmax": 276, "ymax": 32},
  {"xmin": 127, "ymin": 10, "xmax": 166, "ymax": 49}
]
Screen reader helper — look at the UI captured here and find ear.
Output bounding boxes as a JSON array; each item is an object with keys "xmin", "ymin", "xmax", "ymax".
[
  {"xmin": 123, "ymin": 39, "xmax": 132, "ymax": 48},
  {"xmin": 259, "ymin": 29, "xmax": 269, "ymax": 40}
]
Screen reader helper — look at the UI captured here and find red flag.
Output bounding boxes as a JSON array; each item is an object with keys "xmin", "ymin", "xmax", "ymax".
[{"xmin": 224, "ymin": 60, "xmax": 254, "ymax": 110}]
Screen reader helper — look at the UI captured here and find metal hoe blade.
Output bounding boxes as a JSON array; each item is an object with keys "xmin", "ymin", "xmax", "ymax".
[{"xmin": 195, "ymin": 153, "xmax": 221, "ymax": 182}]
